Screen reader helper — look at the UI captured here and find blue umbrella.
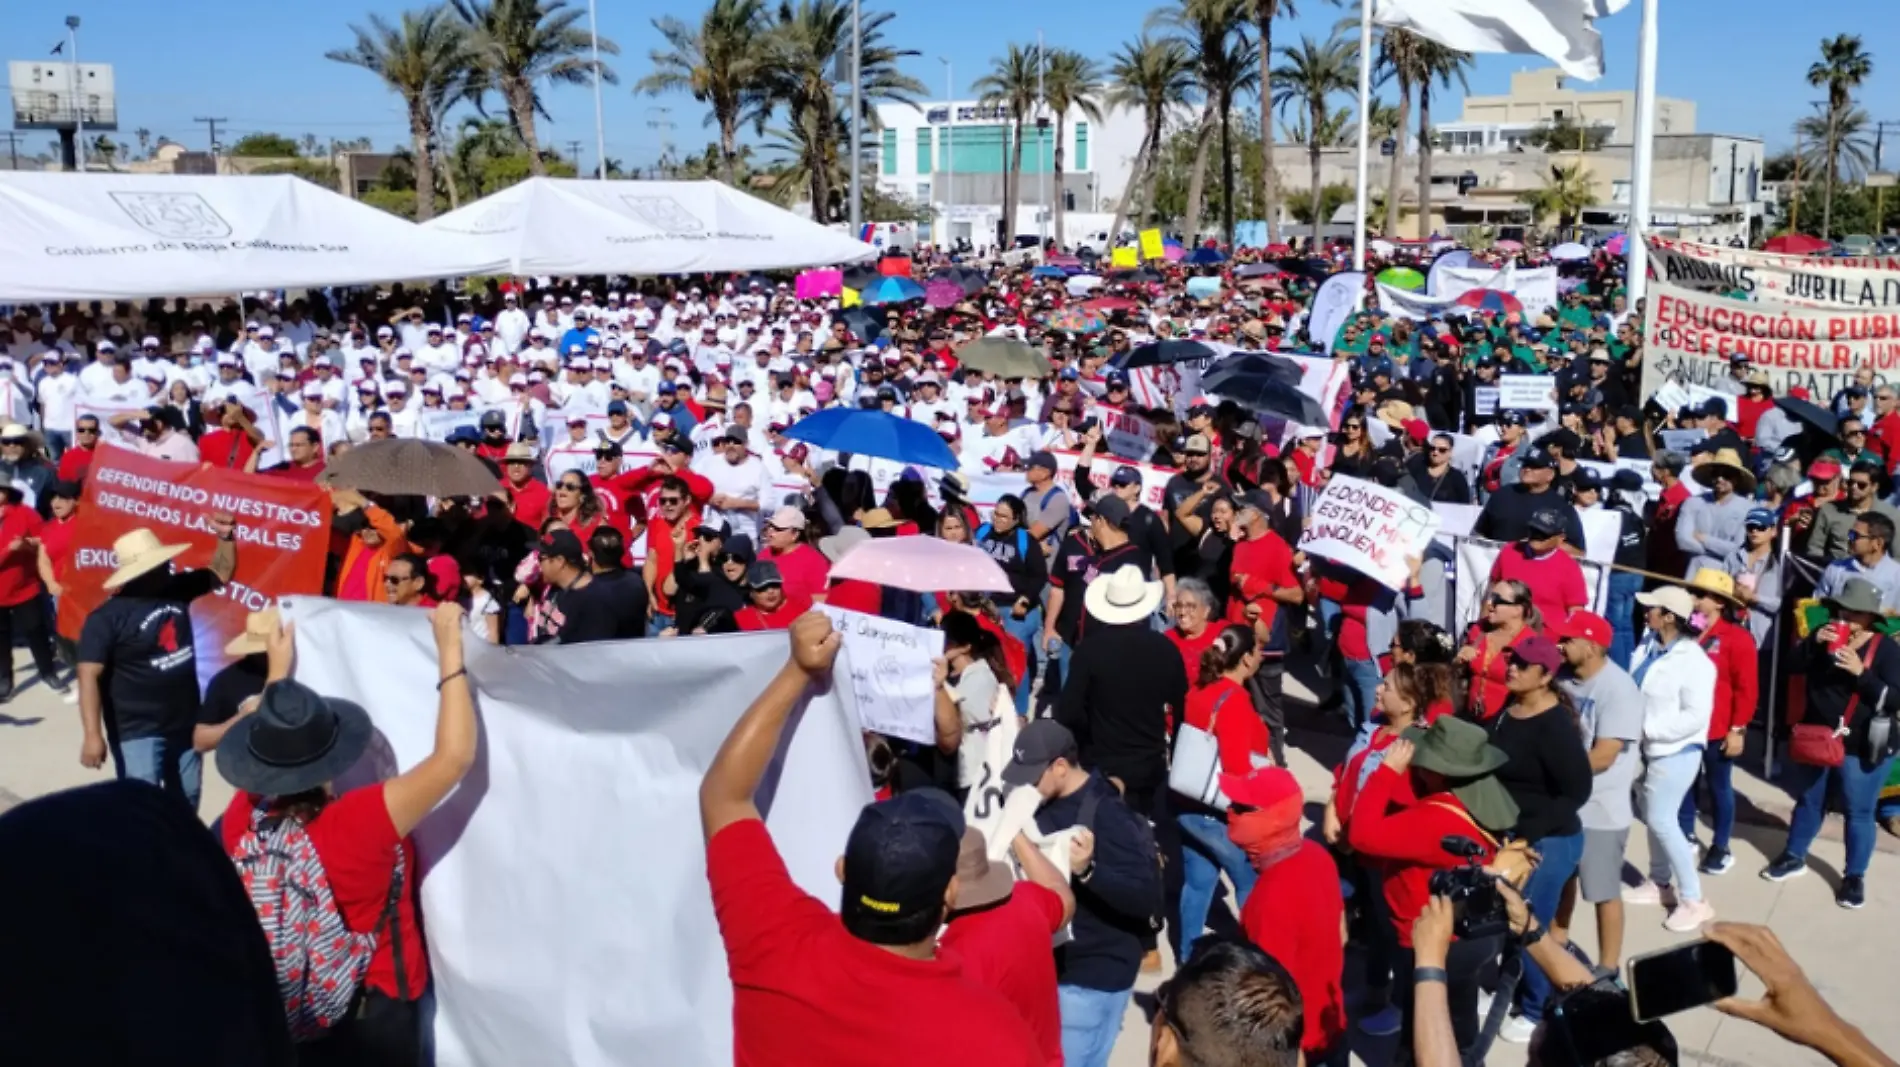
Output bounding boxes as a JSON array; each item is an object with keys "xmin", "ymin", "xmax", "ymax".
[
  {"xmin": 861, "ymin": 276, "xmax": 925, "ymax": 305},
  {"xmin": 781, "ymin": 408, "xmax": 957, "ymax": 469},
  {"xmin": 1184, "ymin": 246, "xmax": 1226, "ymax": 266},
  {"xmin": 1031, "ymin": 264, "xmax": 1069, "ymax": 279}
]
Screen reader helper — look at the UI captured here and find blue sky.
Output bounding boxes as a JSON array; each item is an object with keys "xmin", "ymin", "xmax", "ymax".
[{"xmin": 5, "ymin": 0, "xmax": 1892, "ymax": 169}]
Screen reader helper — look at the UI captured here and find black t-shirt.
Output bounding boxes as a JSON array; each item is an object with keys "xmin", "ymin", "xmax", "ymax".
[
  {"xmin": 676, "ymin": 564, "xmax": 746, "ymax": 634},
  {"xmin": 1048, "ymin": 530, "xmax": 1097, "ymax": 645},
  {"xmin": 199, "ymin": 654, "xmax": 268, "ymax": 728},
  {"xmin": 1124, "ymin": 505, "xmax": 1174, "ymax": 579},
  {"xmin": 550, "ymin": 569, "xmax": 649, "ymax": 644},
  {"xmin": 1473, "ymin": 484, "xmax": 1583, "ymax": 545},
  {"xmin": 77, "ymin": 570, "xmax": 222, "ymax": 740}
]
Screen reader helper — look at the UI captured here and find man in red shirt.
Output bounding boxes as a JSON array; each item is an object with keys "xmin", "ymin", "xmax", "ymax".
[
  {"xmin": 642, "ymin": 474, "xmax": 707, "ymax": 633},
  {"xmin": 56, "ymin": 415, "xmax": 99, "ymax": 484},
  {"xmin": 1227, "ymin": 490, "xmax": 1303, "ymax": 764},
  {"xmin": 1488, "ymin": 509, "xmax": 1588, "ymax": 627},
  {"xmin": 940, "ymin": 829, "xmax": 1075, "ymax": 1067},
  {"xmin": 0, "ymin": 489, "xmax": 64, "ymax": 701},
  {"xmin": 198, "ymin": 398, "xmax": 264, "ymax": 470},
  {"xmin": 499, "ymin": 443, "xmax": 551, "ymax": 532},
  {"xmin": 700, "ymin": 613, "xmax": 1042, "ymax": 1067},
  {"xmin": 262, "ymin": 426, "xmax": 327, "ymax": 483},
  {"xmin": 734, "ymin": 561, "xmax": 811, "ymax": 631}
]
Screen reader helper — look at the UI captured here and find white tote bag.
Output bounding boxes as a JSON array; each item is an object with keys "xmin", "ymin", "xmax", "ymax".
[{"xmin": 1169, "ymin": 689, "xmax": 1240, "ymax": 808}]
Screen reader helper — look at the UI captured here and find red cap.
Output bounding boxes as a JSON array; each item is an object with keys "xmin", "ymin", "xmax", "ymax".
[
  {"xmin": 1789, "ymin": 386, "xmax": 1812, "ymax": 400},
  {"xmin": 1218, "ymin": 766, "xmax": 1301, "ymax": 809},
  {"xmin": 1554, "ymin": 610, "xmax": 1613, "ymax": 648},
  {"xmin": 1809, "ymin": 458, "xmax": 1842, "ymax": 479},
  {"xmin": 1402, "ymin": 418, "xmax": 1431, "ymax": 444}
]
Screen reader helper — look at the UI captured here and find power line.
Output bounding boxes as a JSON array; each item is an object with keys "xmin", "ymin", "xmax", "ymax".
[{"xmin": 193, "ymin": 116, "xmax": 228, "ymax": 161}]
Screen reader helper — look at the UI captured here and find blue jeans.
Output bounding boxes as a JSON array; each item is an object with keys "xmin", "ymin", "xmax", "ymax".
[
  {"xmin": 647, "ymin": 611, "xmax": 674, "ymax": 638},
  {"xmin": 1679, "ymin": 743, "xmax": 1737, "ymax": 852},
  {"xmin": 44, "ymin": 429, "xmax": 70, "ymax": 462},
  {"xmin": 1340, "ymin": 657, "xmax": 1383, "ymax": 732},
  {"xmin": 1002, "ymin": 605, "xmax": 1043, "ymax": 717},
  {"xmin": 1606, "ymin": 572, "xmax": 1642, "ymax": 670},
  {"xmin": 1642, "ymin": 746, "xmax": 1705, "ymax": 900},
  {"xmin": 1784, "ymin": 751, "xmax": 1898, "ymax": 879},
  {"xmin": 111, "ymin": 733, "xmax": 202, "ymax": 811},
  {"xmin": 1176, "ymin": 812, "xmax": 1258, "ymax": 961},
  {"xmin": 1059, "ymin": 983, "xmax": 1134, "ymax": 1067},
  {"xmin": 1516, "ymin": 830, "xmax": 1584, "ymax": 1023}
]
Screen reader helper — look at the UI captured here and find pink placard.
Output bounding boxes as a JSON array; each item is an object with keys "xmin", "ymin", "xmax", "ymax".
[{"xmin": 796, "ymin": 269, "xmax": 843, "ymax": 299}]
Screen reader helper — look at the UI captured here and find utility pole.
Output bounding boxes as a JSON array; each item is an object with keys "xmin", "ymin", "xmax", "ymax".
[
  {"xmin": 194, "ymin": 116, "xmax": 228, "ymax": 171},
  {"xmin": 0, "ymin": 132, "xmax": 21, "ymax": 171},
  {"xmin": 645, "ymin": 107, "xmax": 675, "ymax": 179},
  {"xmin": 848, "ymin": 0, "xmax": 862, "ymax": 230},
  {"xmin": 1036, "ymin": 29, "xmax": 1047, "ymax": 246},
  {"xmin": 66, "ymin": 16, "xmax": 86, "ymax": 171},
  {"xmin": 941, "ymin": 57, "xmax": 954, "ymax": 250},
  {"xmin": 566, "ymin": 140, "xmax": 584, "ymax": 175},
  {"xmin": 586, "ymin": 0, "xmax": 607, "ymax": 179}
]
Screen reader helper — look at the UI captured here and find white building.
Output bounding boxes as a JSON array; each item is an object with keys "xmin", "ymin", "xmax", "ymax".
[{"xmin": 873, "ymin": 99, "xmax": 1149, "ymax": 248}]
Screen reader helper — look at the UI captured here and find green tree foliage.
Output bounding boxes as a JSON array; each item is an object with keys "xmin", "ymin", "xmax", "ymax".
[
  {"xmin": 230, "ymin": 132, "xmax": 304, "ymax": 157},
  {"xmin": 253, "ymin": 159, "xmax": 343, "ymax": 190},
  {"xmin": 1282, "ymin": 180, "xmax": 1353, "ymax": 225},
  {"xmin": 1523, "ymin": 113, "xmax": 1607, "ymax": 152}
]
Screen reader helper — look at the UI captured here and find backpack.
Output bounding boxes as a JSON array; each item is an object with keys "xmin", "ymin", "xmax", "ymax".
[
  {"xmin": 1075, "ymin": 783, "xmax": 1166, "ymax": 934},
  {"xmin": 232, "ymin": 802, "xmax": 409, "ymax": 1042}
]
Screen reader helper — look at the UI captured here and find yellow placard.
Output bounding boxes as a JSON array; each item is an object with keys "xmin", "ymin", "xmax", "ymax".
[
  {"xmin": 841, "ymin": 287, "xmax": 861, "ymax": 307},
  {"xmin": 1110, "ymin": 246, "xmax": 1139, "ymax": 269},
  {"xmin": 1139, "ymin": 228, "xmax": 1164, "ymax": 260}
]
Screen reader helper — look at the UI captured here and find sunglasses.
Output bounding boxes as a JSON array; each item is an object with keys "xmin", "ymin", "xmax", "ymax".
[
  {"xmin": 1429, "ymin": 446, "xmax": 1450, "ymax": 455},
  {"xmin": 1486, "ymin": 595, "xmax": 1523, "ymax": 607},
  {"xmin": 1851, "ymin": 479, "xmax": 1876, "ymax": 490},
  {"xmin": 659, "ymin": 496, "xmax": 684, "ymax": 506},
  {"xmin": 76, "ymin": 427, "xmax": 99, "ymax": 435},
  {"xmin": 557, "ymin": 481, "xmax": 586, "ymax": 491},
  {"xmin": 384, "ymin": 573, "xmax": 417, "ymax": 585}
]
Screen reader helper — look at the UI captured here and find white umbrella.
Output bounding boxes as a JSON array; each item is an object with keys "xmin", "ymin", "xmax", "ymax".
[
  {"xmin": 1550, "ymin": 242, "xmax": 1591, "ymax": 261},
  {"xmin": 1066, "ymin": 274, "xmax": 1104, "ymax": 296}
]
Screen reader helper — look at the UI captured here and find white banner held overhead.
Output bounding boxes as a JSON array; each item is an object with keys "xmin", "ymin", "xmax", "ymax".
[
  {"xmin": 282, "ymin": 597, "xmax": 872, "ymax": 1067},
  {"xmin": 815, "ymin": 605, "xmax": 946, "ymax": 747},
  {"xmin": 1646, "ymin": 235, "xmax": 1900, "ymax": 309},
  {"xmin": 1299, "ymin": 474, "xmax": 1442, "ymax": 589}
]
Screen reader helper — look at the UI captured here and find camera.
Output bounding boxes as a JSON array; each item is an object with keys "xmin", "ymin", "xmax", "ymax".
[{"xmin": 1427, "ymin": 835, "xmax": 1510, "ymax": 940}]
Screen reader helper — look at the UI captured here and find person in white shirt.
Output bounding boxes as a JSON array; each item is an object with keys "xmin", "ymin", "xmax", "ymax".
[
  {"xmin": 243, "ymin": 329, "xmax": 285, "ymax": 382},
  {"xmin": 279, "ymin": 305, "xmax": 318, "ymax": 354},
  {"xmin": 906, "ymin": 372, "xmax": 955, "ymax": 426},
  {"xmin": 495, "ymin": 293, "xmax": 531, "ymax": 354},
  {"xmin": 78, "ymin": 342, "xmax": 128, "ymax": 397},
  {"xmin": 382, "ymin": 381, "xmax": 421, "ymax": 437},
  {"xmin": 287, "ymin": 384, "xmax": 348, "ymax": 447},
  {"xmin": 417, "ymin": 325, "xmax": 460, "ymax": 376},
  {"xmin": 696, "ymin": 427, "xmax": 766, "ymax": 540},
  {"xmin": 34, "ymin": 355, "xmax": 80, "ymax": 450},
  {"xmin": 394, "ymin": 307, "xmax": 433, "ymax": 354},
  {"xmin": 959, "ymin": 407, "xmax": 1035, "ymax": 474}
]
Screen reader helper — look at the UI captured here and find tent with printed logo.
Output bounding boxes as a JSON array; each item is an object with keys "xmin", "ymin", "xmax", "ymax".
[
  {"xmin": 0, "ymin": 171, "xmax": 508, "ymax": 301},
  {"xmin": 425, "ymin": 177, "xmax": 879, "ymax": 275}
]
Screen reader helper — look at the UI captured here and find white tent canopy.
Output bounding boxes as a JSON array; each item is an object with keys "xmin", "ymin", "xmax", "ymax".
[
  {"xmin": 425, "ymin": 177, "xmax": 878, "ymax": 275},
  {"xmin": 0, "ymin": 172, "xmax": 508, "ymax": 302}
]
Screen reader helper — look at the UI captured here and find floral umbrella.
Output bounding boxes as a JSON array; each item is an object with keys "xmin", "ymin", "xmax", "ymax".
[
  {"xmin": 924, "ymin": 279, "xmax": 963, "ymax": 308},
  {"xmin": 1047, "ymin": 307, "xmax": 1108, "ymax": 333}
]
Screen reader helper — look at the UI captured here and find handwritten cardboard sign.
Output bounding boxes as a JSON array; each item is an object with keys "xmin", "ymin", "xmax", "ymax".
[
  {"xmin": 1299, "ymin": 474, "xmax": 1441, "ymax": 589},
  {"xmin": 816, "ymin": 605, "xmax": 945, "ymax": 746}
]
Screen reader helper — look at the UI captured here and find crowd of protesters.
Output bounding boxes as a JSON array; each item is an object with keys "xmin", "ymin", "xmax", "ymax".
[{"xmin": 3, "ymin": 229, "xmax": 1897, "ymax": 1067}]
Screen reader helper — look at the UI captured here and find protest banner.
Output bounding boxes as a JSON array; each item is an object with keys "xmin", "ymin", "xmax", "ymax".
[
  {"xmin": 1642, "ymin": 282, "xmax": 1900, "ymax": 400},
  {"xmin": 420, "ymin": 407, "xmax": 485, "ymax": 442},
  {"xmin": 1473, "ymin": 385, "xmax": 1500, "ymax": 418},
  {"xmin": 1139, "ymin": 228, "xmax": 1165, "ymax": 261},
  {"xmin": 795, "ymin": 268, "xmax": 843, "ymax": 299},
  {"xmin": 58, "ymin": 444, "xmax": 330, "ymax": 687},
  {"xmin": 284, "ymin": 597, "xmax": 870, "ymax": 1067},
  {"xmin": 544, "ymin": 444, "xmax": 597, "ymax": 481},
  {"xmin": 1299, "ymin": 474, "xmax": 1442, "ymax": 589},
  {"xmin": 1656, "ymin": 428, "xmax": 1707, "ymax": 454},
  {"xmin": 1376, "ymin": 282, "xmax": 1462, "ymax": 321},
  {"xmin": 1646, "ymin": 235, "xmax": 1900, "ymax": 309},
  {"xmin": 1094, "ymin": 404, "xmax": 1160, "ymax": 460},
  {"xmin": 1435, "ymin": 263, "xmax": 1559, "ymax": 318},
  {"xmin": 1309, "ymin": 271, "xmax": 1364, "ymax": 353},
  {"xmin": 538, "ymin": 410, "xmax": 611, "ymax": 451},
  {"xmin": 1110, "ymin": 246, "xmax": 1139, "ymax": 269},
  {"xmin": 1498, "ymin": 374, "xmax": 1558, "ymax": 414},
  {"xmin": 816, "ymin": 605, "xmax": 945, "ymax": 746}
]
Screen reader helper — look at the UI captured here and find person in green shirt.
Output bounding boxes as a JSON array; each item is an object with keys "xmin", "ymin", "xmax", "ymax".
[{"xmin": 1557, "ymin": 291, "xmax": 1594, "ymax": 331}]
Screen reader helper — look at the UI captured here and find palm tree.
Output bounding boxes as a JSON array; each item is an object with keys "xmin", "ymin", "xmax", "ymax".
[
  {"xmin": 328, "ymin": 7, "xmax": 475, "ymax": 220},
  {"xmin": 1151, "ymin": 0, "xmax": 1257, "ymax": 247},
  {"xmin": 134, "ymin": 127, "xmax": 152, "ymax": 159},
  {"xmin": 1414, "ymin": 41, "xmax": 1471, "ymax": 240},
  {"xmin": 1797, "ymin": 109, "xmax": 1876, "ymax": 186},
  {"xmin": 1250, "ymin": 0, "xmax": 1297, "ymax": 244},
  {"xmin": 1272, "ymin": 32, "xmax": 1355, "ymax": 248},
  {"xmin": 973, "ymin": 44, "xmax": 1041, "ymax": 245},
  {"xmin": 1520, "ymin": 161, "xmax": 1595, "ymax": 231},
  {"xmin": 637, "ymin": 0, "xmax": 771, "ymax": 186},
  {"xmin": 1365, "ymin": 26, "xmax": 1423, "ymax": 238},
  {"xmin": 1807, "ymin": 34, "xmax": 1874, "ymax": 237},
  {"xmin": 1105, "ymin": 33, "xmax": 1197, "ymax": 240},
  {"xmin": 453, "ymin": 0, "xmax": 619, "ymax": 176},
  {"xmin": 1042, "ymin": 49, "xmax": 1105, "ymax": 248},
  {"xmin": 749, "ymin": 0, "xmax": 925, "ymax": 222}
]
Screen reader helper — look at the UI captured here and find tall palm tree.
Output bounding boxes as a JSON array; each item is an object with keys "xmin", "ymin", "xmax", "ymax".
[
  {"xmin": 1367, "ymin": 26, "xmax": 1422, "ymax": 238},
  {"xmin": 974, "ymin": 44, "xmax": 1041, "ymax": 245},
  {"xmin": 134, "ymin": 127, "xmax": 152, "ymax": 159},
  {"xmin": 328, "ymin": 7, "xmax": 475, "ymax": 220},
  {"xmin": 1807, "ymin": 34, "xmax": 1874, "ymax": 238},
  {"xmin": 637, "ymin": 0, "xmax": 770, "ymax": 186},
  {"xmin": 1150, "ymin": 0, "xmax": 1256, "ymax": 247},
  {"xmin": 453, "ymin": 0, "xmax": 619, "ymax": 176},
  {"xmin": 1797, "ymin": 109, "xmax": 1876, "ymax": 185},
  {"xmin": 1413, "ymin": 40, "xmax": 1471, "ymax": 240},
  {"xmin": 1042, "ymin": 49, "xmax": 1105, "ymax": 248},
  {"xmin": 1521, "ymin": 161, "xmax": 1595, "ymax": 231},
  {"xmin": 1105, "ymin": 33, "xmax": 1197, "ymax": 240},
  {"xmin": 1272, "ymin": 32, "xmax": 1355, "ymax": 248},
  {"xmin": 1250, "ymin": 0, "xmax": 1297, "ymax": 244},
  {"xmin": 750, "ymin": 0, "xmax": 925, "ymax": 222}
]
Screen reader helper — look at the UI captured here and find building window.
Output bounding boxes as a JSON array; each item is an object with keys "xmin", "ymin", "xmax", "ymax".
[
  {"xmin": 916, "ymin": 132, "xmax": 932, "ymax": 175},
  {"xmin": 916, "ymin": 181, "xmax": 931, "ymax": 202},
  {"xmin": 881, "ymin": 130, "xmax": 897, "ymax": 175},
  {"xmin": 1075, "ymin": 122, "xmax": 1089, "ymax": 171}
]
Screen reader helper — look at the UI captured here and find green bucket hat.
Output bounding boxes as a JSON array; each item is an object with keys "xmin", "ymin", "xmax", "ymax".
[
  {"xmin": 1402, "ymin": 718, "xmax": 1520, "ymax": 833},
  {"xmin": 1825, "ymin": 576, "xmax": 1884, "ymax": 618}
]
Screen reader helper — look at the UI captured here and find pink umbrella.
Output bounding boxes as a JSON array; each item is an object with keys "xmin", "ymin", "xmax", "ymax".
[
  {"xmin": 924, "ymin": 279, "xmax": 963, "ymax": 308},
  {"xmin": 828, "ymin": 536, "xmax": 1014, "ymax": 594},
  {"xmin": 1605, "ymin": 234, "xmax": 1628, "ymax": 255}
]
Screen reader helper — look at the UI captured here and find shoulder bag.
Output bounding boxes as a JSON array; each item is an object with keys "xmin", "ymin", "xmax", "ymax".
[
  {"xmin": 1792, "ymin": 635, "xmax": 1881, "ymax": 768},
  {"xmin": 1170, "ymin": 690, "xmax": 1239, "ymax": 808}
]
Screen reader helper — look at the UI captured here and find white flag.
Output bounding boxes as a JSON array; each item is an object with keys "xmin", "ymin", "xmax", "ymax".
[{"xmin": 1373, "ymin": 0, "xmax": 1630, "ymax": 81}]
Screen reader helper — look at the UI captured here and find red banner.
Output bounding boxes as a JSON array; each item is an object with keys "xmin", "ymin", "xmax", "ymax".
[{"xmin": 57, "ymin": 444, "xmax": 331, "ymax": 687}]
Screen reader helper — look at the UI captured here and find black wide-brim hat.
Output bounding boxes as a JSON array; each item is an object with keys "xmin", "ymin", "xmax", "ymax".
[{"xmin": 215, "ymin": 679, "xmax": 372, "ymax": 797}]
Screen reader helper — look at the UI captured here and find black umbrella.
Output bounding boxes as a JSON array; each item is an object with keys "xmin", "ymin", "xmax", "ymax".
[
  {"xmin": 1201, "ymin": 361, "xmax": 1328, "ymax": 425},
  {"xmin": 1108, "ymin": 267, "xmax": 1163, "ymax": 284},
  {"xmin": 1075, "ymin": 245, "xmax": 1100, "ymax": 261},
  {"xmin": 843, "ymin": 264, "xmax": 881, "ymax": 291},
  {"xmin": 1774, "ymin": 395, "xmax": 1840, "ymax": 439},
  {"xmin": 840, "ymin": 307, "xmax": 886, "ymax": 343},
  {"xmin": 1113, "ymin": 339, "xmax": 1242, "ymax": 371}
]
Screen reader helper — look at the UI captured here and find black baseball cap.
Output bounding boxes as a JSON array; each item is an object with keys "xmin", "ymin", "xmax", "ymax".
[
  {"xmin": 1235, "ymin": 488, "xmax": 1276, "ymax": 516},
  {"xmin": 539, "ymin": 529, "xmax": 586, "ymax": 564},
  {"xmin": 595, "ymin": 441, "xmax": 623, "ymax": 459},
  {"xmin": 479, "ymin": 410, "xmax": 507, "ymax": 429},
  {"xmin": 1527, "ymin": 509, "xmax": 1568, "ymax": 538},
  {"xmin": 1499, "ymin": 410, "xmax": 1528, "ymax": 427},
  {"xmin": 1110, "ymin": 464, "xmax": 1142, "ymax": 487},
  {"xmin": 745, "ymin": 560, "xmax": 783, "ymax": 589},
  {"xmin": 1570, "ymin": 467, "xmax": 1603, "ymax": 492},
  {"xmin": 1520, "ymin": 448, "xmax": 1555, "ymax": 470},
  {"xmin": 839, "ymin": 788, "xmax": 965, "ymax": 944},
  {"xmin": 693, "ymin": 518, "xmax": 732, "ymax": 540},
  {"xmin": 1001, "ymin": 720, "xmax": 1080, "ymax": 787},
  {"xmin": 1089, "ymin": 495, "xmax": 1133, "ymax": 529},
  {"xmin": 1026, "ymin": 450, "xmax": 1058, "ymax": 472}
]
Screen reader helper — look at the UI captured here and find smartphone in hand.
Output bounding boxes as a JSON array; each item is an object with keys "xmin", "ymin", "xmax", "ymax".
[{"xmin": 1625, "ymin": 938, "xmax": 1739, "ymax": 1023}]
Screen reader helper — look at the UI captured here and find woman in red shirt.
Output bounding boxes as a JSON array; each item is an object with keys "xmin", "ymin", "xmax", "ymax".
[
  {"xmin": 1227, "ymin": 766, "xmax": 1347, "ymax": 1062},
  {"xmin": 217, "ymin": 603, "xmax": 476, "ymax": 1064},
  {"xmin": 1164, "ymin": 578, "xmax": 1224, "ymax": 683},
  {"xmin": 37, "ymin": 481, "xmax": 81, "ymax": 692},
  {"xmin": 1458, "ymin": 579, "xmax": 1542, "ymax": 720},
  {"xmin": 735, "ymin": 560, "xmax": 813, "ymax": 631},
  {"xmin": 1175, "ymin": 624, "xmax": 1273, "ymax": 961},
  {"xmin": 1683, "ymin": 571, "xmax": 1759, "ymax": 872}
]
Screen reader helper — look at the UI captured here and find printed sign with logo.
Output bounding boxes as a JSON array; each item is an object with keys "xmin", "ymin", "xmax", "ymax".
[{"xmin": 1094, "ymin": 405, "xmax": 1159, "ymax": 460}]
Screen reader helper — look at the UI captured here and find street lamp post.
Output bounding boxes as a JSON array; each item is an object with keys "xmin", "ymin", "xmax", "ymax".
[
  {"xmin": 1036, "ymin": 30, "xmax": 1047, "ymax": 246},
  {"xmin": 66, "ymin": 16, "xmax": 85, "ymax": 171},
  {"xmin": 942, "ymin": 57, "xmax": 954, "ymax": 250},
  {"xmin": 587, "ymin": 0, "xmax": 606, "ymax": 178},
  {"xmin": 848, "ymin": 0, "xmax": 862, "ymax": 231}
]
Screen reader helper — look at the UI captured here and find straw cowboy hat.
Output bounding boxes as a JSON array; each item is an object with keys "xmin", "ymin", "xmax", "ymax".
[
  {"xmin": 1085, "ymin": 564, "xmax": 1164, "ymax": 626},
  {"xmin": 1687, "ymin": 568, "xmax": 1748, "ymax": 613},
  {"xmin": 102, "ymin": 528, "xmax": 191, "ymax": 591},
  {"xmin": 215, "ymin": 679, "xmax": 372, "ymax": 797},
  {"xmin": 1699, "ymin": 449, "xmax": 1757, "ymax": 495},
  {"xmin": 0, "ymin": 423, "xmax": 44, "ymax": 450},
  {"xmin": 1375, "ymin": 400, "xmax": 1415, "ymax": 431},
  {"xmin": 224, "ymin": 606, "xmax": 281, "ymax": 657}
]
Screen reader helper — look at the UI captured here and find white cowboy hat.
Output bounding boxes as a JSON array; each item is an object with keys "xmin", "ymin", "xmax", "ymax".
[
  {"xmin": 102, "ymin": 528, "xmax": 191, "ymax": 591},
  {"xmin": 1084, "ymin": 564, "xmax": 1164, "ymax": 626}
]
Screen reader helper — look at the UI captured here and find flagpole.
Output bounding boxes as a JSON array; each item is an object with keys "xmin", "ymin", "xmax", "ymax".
[
  {"xmin": 66, "ymin": 17, "xmax": 86, "ymax": 172},
  {"xmin": 1624, "ymin": 0, "xmax": 1659, "ymax": 304},
  {"xmin": 1352, "ymin": 0, "xmax": 1373, "ymax": 273}
]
